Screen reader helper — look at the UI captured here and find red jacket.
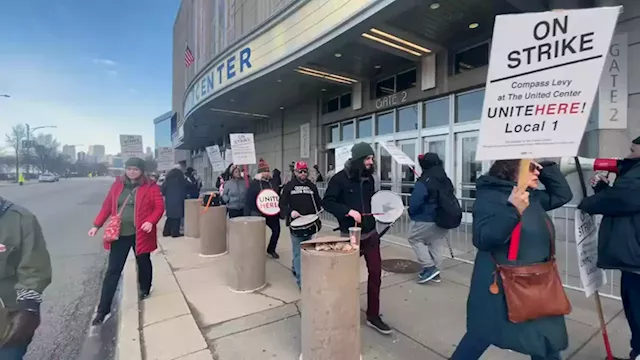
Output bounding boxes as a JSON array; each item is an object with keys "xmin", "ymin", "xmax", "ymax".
[{"xmin": 94, "ymin": 177, "xmax": 165, "ymax": 255}]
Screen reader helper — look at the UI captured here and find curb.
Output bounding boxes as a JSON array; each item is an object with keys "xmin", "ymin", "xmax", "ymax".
[
  {"xmin": 115, "ymin": 253, "xmax": 143, "ymax": 360},
  {"xmin": 149, "ymin": 242, "xmax": 212, "ymax": 359}
]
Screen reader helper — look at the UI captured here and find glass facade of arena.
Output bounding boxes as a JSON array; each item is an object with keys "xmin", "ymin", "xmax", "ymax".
[{"xmin": 324, "ymin": 87, "xmax": 489, "ymax": 203}]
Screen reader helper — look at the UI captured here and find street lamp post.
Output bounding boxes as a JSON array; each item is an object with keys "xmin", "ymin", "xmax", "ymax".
[
  {"xmin": 0, "ymin": 94, "xmax": 9, "ymax": 98},
  {"xmin": 24, "ymin": 124, "xmax": 57, "ymax": 175}
]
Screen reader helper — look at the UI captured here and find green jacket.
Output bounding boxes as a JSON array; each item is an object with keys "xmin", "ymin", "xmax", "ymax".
[
  {"xmin": 0, "ymin": 197, "xmax": 52, "ymax": 310},
  {"xmin": 466, "ymin": 164, "xmax": 573, "ymax": 357}
]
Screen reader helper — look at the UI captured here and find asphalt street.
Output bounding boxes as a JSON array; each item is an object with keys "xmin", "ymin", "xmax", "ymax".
[{"xmin": 0, "ymin": 177, "xmax": 117, "ymax": 360}]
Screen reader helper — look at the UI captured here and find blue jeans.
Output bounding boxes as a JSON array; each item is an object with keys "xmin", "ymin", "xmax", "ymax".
[
  {"xmin": 451, "ymin": 332, "xmax": 561, "ymax": 360},
  {"xmin": 290, "ymin": 232, "xmax": 311, "ymax": 288},
  {"xmin": 0, "ymin": 345, "xmax": 28, "ymax": 359}
]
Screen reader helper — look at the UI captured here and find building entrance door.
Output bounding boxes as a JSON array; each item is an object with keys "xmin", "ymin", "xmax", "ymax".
[
  {"xmin": 395, "ymin": 139, "xmax": 417, "ymax": 202},
  {"xmin": 455, "ymin": 131, "xmax": 490, "ymax": 222}
]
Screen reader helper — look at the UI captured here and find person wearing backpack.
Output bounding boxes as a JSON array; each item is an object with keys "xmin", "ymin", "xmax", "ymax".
[{"xmin": 407, "ymin": 153, "xmax": 460, "ymax": 284}]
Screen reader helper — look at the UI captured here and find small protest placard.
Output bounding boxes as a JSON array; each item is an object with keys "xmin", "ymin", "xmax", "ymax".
[
  {"xmin": 156, "ymin": 147, "xmax": 174, "ymax": 171},
  {"xmin": 575, "ymin": 209, "xmax": 607, "ymax": 297},
  {"xmin": 380, "ymin": 142, "xmax": 415, "ymax": 166},
  {"xmin": 476, "ymin": 7, "xmax": 619, "ymax": 161},
  {"xmin": 206, "ymin": 145, "xmax": 226, "ymax": 171},
  {"xmin": 229, "ymin": 133, "xmax": 257, "ymax": 165},
  {"xmin": 256, "ymin": 189, "xmax": 280, "ymax": 216},
  {"xmin": 334, "ymin": 145, "xmax": 353, "ymax": 172}
]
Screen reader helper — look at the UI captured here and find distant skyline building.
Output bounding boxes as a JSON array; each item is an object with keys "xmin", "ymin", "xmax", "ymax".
[
  {"xmin": 153, "ymin": 111, "xmax": 172, "ymax": 149},
  {"xmin": 146, "ymin": 146, "xmax": 153, "ymax": 158},
  {"xmin": 88, "ymin": 145, "xmax": 106, "ymax": 162},
  {"xmin": 77, "ymin": 151, "xmax": 87, "ymax": 162},
  {"xmin": 62, "ymin": 145, "xmax": 76, "ymax": 162}
]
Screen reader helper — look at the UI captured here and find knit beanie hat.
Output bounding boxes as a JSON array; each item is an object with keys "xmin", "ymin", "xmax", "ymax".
[
  {"xmin": 418, "ymin": 153, "xmax": 442, "ymax": 169},
  {"xmin": 125, "ymin": 157, "xmax": 146, "ymax": 172},
  {"xmin": 351, "ymin": 142, "xmax": 375, "ymax": 160},
  {"xmin": 257, "ymin": 158, "xmax": 270, "ymax": 173}
]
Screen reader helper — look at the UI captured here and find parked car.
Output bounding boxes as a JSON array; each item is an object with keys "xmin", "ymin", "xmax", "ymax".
[
  {"xmin": 52, "ymin": 173, "xmax": 60, "ymax": 181},
  {"xmin": 38, "ymin": 173, "xmax": 57, "ymax": 182}
]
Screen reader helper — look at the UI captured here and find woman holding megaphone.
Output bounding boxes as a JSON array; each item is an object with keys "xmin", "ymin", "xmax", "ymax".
[{"xmin": 451, "ymin": 159, "xmax": 573, "ymax": 360}]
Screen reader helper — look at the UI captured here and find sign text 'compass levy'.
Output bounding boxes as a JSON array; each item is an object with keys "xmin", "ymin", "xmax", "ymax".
[{"xmin": 475, "ymin": 7, "xmax": 619, "ymax": 161}]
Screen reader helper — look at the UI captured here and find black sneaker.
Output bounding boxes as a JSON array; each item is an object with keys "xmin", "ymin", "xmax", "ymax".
[
  {"xmin": 92, "ymin": 312, "xmax": 109, "ymax": 326},
  {"xmin": 432, "ymin": 274, "xmax": 442, "ymax": 283},
  {"xmin": 366, "ymin": 315, "xmax": 393, "ymax": 335},
  {"xmin": 268, "ymin": 251, "xmax": 280, "ymax": 259}
]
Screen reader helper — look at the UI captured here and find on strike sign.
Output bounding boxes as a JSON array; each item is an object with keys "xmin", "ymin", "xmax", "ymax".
[
  {"xmin": 256, "ymin": 189, "xmax": 280, "ymax": 216},
  {"xmin": 476, "ymin": 7, "xmax": 619, "ymax": 161}
]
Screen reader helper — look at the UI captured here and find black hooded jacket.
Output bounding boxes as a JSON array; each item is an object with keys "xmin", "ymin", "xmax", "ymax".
[
  {"xmin": 578, "ymin": 158, "xmax": 640, "ymax": 272},
  {"xmin": 322, "ymin": 158, "xmax": 376, "ymax": 233}
]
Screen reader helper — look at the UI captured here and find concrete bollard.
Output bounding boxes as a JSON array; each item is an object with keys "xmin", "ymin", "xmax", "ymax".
[
  {"xmin": 184, "ymin": 199, "xmax": 201, "ymax": 238},
  {"xmin": 199, "ymin": 205, "xmax": 227, "ymax": 257},
  {"xmin": 300, "ymin": 242, "xmax": 361, "ymax": 360},
  {"xmin": 227, "ymin": 216, "xmax": 266, "ymax": 293}
]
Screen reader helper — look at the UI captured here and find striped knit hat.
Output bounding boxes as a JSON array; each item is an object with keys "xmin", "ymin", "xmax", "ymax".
[{"xmin": 257, "ymin": 158, "xmax": 270, "ymax": 174}]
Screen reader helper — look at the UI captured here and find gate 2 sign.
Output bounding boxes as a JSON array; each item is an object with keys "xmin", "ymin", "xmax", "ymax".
[
  {"xmin": 256, "ymin": 189, "xmax": 280, "ymax": 216},
  {"xmin": 475, "ymin": 7, "xmax": 619, "ymax": 161}
]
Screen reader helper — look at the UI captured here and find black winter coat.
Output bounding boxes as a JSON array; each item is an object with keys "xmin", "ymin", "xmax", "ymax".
[
  {"xmin": 161, "ymin": 169, "xmax": 187, "ymax": 219},
  {"xmin": 578, "ymin": 158, "xmax": 640, "ymax": 272},
  {"xmin": 322, "ymin": 159, "xmax": 376, "ymax": 233},
  {"xmin": 466, "ymin": 163, "xmax": 572, "ymax": 357},
  {"xmin": 244, "ymin": 174, "xmax": 279, "ymax": 217}
]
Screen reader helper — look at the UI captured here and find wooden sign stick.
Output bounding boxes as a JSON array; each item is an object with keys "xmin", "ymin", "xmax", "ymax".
[{"xmin": 517, "ymin": 159, "xmax": 532, "ymax": 192}]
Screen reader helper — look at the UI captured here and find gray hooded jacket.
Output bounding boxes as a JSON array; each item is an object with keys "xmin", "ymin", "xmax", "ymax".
[{"xmin": 222, "ymin": 178, "xmax": 247, "ymax": 210}]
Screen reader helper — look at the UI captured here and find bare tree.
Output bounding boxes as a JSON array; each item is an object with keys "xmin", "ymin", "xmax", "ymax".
[
  {"xmin": 5, "ymin": 124, "xmax": 26, "ymax": 177},
  {"xmin": 33, "ymin": 133, "xmax": 60, "ymax": 173}
]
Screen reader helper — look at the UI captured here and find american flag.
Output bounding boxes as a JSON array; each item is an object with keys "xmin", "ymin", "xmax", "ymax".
[{"xmin": 184, "ymin": 44, "xmax": 195, "ymax": 67}]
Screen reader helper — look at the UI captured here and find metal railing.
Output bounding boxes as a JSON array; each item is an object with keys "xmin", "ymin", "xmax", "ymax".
[{"xmin": 315, "ymin": 186, "xmax": 621, "ymax": 301}]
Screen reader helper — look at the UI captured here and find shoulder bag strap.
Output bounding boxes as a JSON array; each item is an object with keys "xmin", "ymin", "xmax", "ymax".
[
  {"xmin": 544, "ymin": 217, "xmax": 556, "ymax": 259},
  {"xmin": 116, "ymin": 189, "xmax": 136, "ymax": 217}
]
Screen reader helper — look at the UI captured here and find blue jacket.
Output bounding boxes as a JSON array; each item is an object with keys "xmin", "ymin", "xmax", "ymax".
[{"xmin": 408, "ymin": 181, "xmax": 437, "ymax": 222}]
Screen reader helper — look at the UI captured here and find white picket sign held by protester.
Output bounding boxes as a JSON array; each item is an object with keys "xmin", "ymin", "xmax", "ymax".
[{"xmin": 476, "ymin": 7, "xmax": 620, "ymax": 161}]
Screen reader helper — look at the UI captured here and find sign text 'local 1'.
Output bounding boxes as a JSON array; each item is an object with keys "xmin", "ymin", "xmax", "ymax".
[{"xmin": 476, "ymin": 7, "xmax": 619, "ymax": 161}]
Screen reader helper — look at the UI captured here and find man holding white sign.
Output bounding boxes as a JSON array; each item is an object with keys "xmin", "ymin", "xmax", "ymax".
[{"xmin": 578, "ymin": 137, "xmax": 640, "ymax": 360}]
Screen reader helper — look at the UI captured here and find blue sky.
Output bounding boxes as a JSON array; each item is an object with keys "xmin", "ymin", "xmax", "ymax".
[{"xmin": 0, "ymin": 0, "xmax": 180, "ymax": 155}]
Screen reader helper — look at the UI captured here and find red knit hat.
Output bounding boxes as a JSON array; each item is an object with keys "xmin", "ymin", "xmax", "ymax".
[
  {"xmin": 257, "ymin": 158, "xmax": 270, "ymax": 173},
  {"xmin": 295, "ymin": 161, "xmax": 308, "ymax": 170}
]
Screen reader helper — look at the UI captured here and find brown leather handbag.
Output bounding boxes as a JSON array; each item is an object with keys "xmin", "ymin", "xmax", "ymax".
[{"xmin": 490, "ymin": 219, "xmax": 572, "ymax": 323}]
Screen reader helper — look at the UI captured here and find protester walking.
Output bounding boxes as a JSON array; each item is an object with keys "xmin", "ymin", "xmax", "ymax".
[
  {"xmin": 185, "ymin": 167, "xmax": 202, "ymax": 199},
  {"xmin": 245, "ymin": 159, "xmax": 281, "ymax": 259},
  {"xmin": 279, "ymin": 161, "xmax": 322, "ymax": 289},
  {"xmin": 161, "ymin": 168, "xmax": 187, "ymax": 237},
  {"xmin": 222, "ymin": 165, "xmax": 247, "ymax": 218},
  {"xmin": 407, "ymin": 153, "xmax": 454, "ymax": 284},
  {"xmin": 578, "ymin": 136, "xmax": 640, "ymax": 360},
  {"xmin": 0, "ymin": 197, "xmax": 52, "ymax": 359},
  {"xmin": 271, "ymin": 168, "xmax": 283, "ymax": 194},
  {"xmin": 88, "ymin": 157, "xmax": 165, "ymax": 326},
  {"xmin": 323, "ymin": 142, "xmax": 392, "ymax": 335},
  {"xmin": 451, "ymin": 159, "xmax": 572, "ymax": 359},
  {"xmin": 313, "ymin": 164, "xmax": 324, "ymax": 183}
]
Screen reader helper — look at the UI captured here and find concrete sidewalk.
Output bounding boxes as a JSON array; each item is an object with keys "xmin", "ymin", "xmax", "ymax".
[{"xmin": 118, "ymin": 220, "xmax": 633, "ymax": 360}]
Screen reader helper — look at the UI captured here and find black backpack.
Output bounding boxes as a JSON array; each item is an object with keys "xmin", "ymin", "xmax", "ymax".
[{"xmin": 425, "ymin": 177, "xmax": 462, "ymax": 229}]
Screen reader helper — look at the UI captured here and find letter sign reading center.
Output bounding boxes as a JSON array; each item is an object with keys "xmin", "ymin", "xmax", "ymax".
[
  {"xmin": 256, "ymin": 189, "xmax": 280, "ymax": 216},
  {"xmin": 475, "ymin": 7, "xmax": 619, "ymax": 161}
]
